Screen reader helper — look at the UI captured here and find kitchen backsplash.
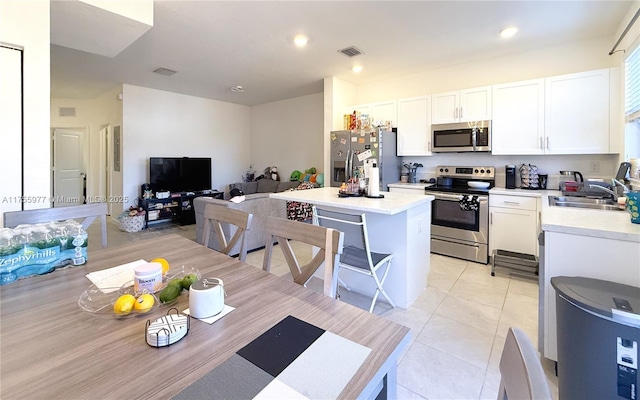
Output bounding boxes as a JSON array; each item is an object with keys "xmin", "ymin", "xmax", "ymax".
[{"xmin": 400, "ymin": 153, "xmax": 620, "ymax": 189}]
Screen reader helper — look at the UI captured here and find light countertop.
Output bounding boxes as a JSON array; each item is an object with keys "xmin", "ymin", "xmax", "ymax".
[
  {"xmin": 490, "ymin": 187, "xmax": 640, "ymax": 242},
  {"xmin": 270, "ymin": 187, "xmax": 433, "ymax": 215}
]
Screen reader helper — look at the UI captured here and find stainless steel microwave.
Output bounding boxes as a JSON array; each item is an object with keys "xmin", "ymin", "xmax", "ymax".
[{"xmin": 431, "ymin": 120, "xmax": 491, "ymax": 152}]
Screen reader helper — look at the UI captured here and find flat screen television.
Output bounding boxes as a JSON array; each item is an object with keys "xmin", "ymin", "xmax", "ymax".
[{"xmin": 149, "ymin": 157, "xmax": 212, "ymax": 193}]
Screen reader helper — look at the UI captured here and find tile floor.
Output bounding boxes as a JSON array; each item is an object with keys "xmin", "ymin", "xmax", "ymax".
[{"xmin": 87, "ymin": 220, "xmax": 559, "ymax": 400}]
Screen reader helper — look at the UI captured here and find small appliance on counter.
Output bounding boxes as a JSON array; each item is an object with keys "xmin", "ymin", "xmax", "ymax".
[
  {"xmin": 558, "ymin": 170, "xmax": 584, "ymax": 191},
  {"xmin": 505, "ymin": 165, "xmax": 516, "ymax": 189},
  {"xmin": 519, "ymin": 164, "xmax": 540, "ymax": 189}
]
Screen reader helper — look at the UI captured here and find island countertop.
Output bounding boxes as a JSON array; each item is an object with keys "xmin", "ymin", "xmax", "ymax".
[{"xmin": 270, "ymin": 187, "xmax": 434, "ymax": 215}]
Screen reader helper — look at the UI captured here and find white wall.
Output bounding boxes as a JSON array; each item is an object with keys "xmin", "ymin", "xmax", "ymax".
[
  {"xmin": 0, "ymin": 0, "xmax": 50, "ymax": 211},
  {"xmin": 355, "ymin": 36, "xmax": 617, "ymax": 104},
  {"xmin": 250, "ymin": 93, "xmax": 324, "ymax": 181},
  {"xmin": 122, "ymin": 85, "xmax": 251, "ymax": 209}
]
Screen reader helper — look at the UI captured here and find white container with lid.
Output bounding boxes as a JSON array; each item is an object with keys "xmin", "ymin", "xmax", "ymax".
[
  {"xmin": 189, "ymin": 278, "xmax": 224, "ymax": 318},
  {"xmin": 134, "ymin": 262, "xmax": 163, "ymax": 293}
]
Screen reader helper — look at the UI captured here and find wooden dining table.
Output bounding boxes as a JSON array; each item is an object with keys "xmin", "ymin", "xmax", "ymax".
[{"xmin": 0, "ymin": 234, "xmax": 410, "ymax": 399}]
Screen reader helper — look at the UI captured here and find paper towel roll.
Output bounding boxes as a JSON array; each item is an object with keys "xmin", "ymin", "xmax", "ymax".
[{"xmin": 368, "ymin": 164, "xmax": 380, "ymax": 197}]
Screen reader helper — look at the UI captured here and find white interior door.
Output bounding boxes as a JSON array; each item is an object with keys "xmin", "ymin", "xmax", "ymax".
[
  {"xmin": 0, "ymin": 46, "xmax": 23, "ymax": 226},
  {"xmin": 53, "ymin": 128, "xmax": 86, "ymax": 207}
]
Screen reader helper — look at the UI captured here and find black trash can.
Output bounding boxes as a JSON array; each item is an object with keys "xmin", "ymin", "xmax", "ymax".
[{"xmin": 552, "ymin": 276, "xmax": 640, "ymax": 400}]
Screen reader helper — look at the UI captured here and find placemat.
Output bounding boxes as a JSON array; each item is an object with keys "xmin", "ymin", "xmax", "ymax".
[{"xmin": 172, "ymin": 315, "xmax": 371, "ymax": 400}]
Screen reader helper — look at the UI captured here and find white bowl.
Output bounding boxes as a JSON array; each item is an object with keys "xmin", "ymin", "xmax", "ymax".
[{"xmin": 468, "ymin": 181, "xmax": 490, "ymax": 189}]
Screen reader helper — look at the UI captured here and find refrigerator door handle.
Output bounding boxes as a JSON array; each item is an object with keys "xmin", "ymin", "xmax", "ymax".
[{"xmin": 345, "ymin": 149, "xmax": 351, "ymax": 181}]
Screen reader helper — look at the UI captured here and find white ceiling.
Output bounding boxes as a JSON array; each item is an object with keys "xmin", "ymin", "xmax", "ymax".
[{"xmin": 50, "ymin": 0, "xmax": 635, "ymax": 106}]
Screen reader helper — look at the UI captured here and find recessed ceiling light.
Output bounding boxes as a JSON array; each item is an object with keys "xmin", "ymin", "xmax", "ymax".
[
  {"xmin": 294, "ymin": 35, "xmax": 308, "ymax": 47},
  {"xmin": 352, "ymin": 65, "xmax": 363, "ymax": 73},
  {"xmin": 230, "ymin": 85, "xmax": 245, "ymax": 93},
  {"xmin": 499, "ymin": 26, "xmax": 518, "ymax": 39}
]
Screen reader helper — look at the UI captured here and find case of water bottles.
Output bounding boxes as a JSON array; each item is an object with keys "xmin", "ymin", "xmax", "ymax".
[{"xmin": 0, "ymin": 220, "xmax": 88, "ymax": 285}]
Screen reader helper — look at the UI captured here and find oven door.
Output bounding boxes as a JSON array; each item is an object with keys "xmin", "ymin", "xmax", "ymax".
[{"xmin": 430, "ymin": 192, "xmax": 489, "ymax": 245}]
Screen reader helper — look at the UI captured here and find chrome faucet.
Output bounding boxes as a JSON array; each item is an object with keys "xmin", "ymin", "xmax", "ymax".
[
  {"xmin": 612, "ymin": 178, "xmax": 630, "ymax": 194},
  {"xmin": 588, "ymin": 184, "xmax": 619, "ymax": 201}
]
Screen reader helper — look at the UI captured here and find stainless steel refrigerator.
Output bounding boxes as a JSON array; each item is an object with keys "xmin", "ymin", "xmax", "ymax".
[{"xmin": 329, "ymin": 128, "xmax": 401, "ymax": 191}]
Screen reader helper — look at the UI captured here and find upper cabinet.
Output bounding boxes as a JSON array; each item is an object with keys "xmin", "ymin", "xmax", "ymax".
[
  {"xmin": 345, "ymin": 67, "xmax": 617, "ymax": 156},
  {"xmin": 345, "ymin": 100, "xmax": 398, "ymax": 129},
  {"xmin": 371, "ymin": 100, "xmax": 397, "ymax": 127},
  {"xmin": 397, "ymin": 96, "xmax": 432, "ymax": 156},
  {"xmin": 431, "ymin": 86, "xmax": 492, "ymax": 124},
  {"xmin": 492, "ymin": 68, "xmax": 613, "ymax": 155},
  {"xmin": 492, "ymin": 79, "xmax": 545, "ymax": 155},
  {"xmin": 544, "ymin": 68, "xmax": 610, "ymax": 154}
]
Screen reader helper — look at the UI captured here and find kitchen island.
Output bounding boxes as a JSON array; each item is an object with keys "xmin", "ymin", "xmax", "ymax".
[{"xmin": 270, "ymin": 187, "xmax": 434, "ymax": 308}]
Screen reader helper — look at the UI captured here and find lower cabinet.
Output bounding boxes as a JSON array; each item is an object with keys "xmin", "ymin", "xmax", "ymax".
[{"xmin": 489, "ymin": 194, "xmax": 539, "ymax": 256}]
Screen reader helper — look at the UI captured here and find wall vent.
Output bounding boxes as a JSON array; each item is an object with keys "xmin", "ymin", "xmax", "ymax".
[
  {"xmin": 153, "ymin": 67, "xmax": 177, "ymax": 76},
  {"xmin": 59, "ymin": 107, "xmax": 76, "ymax": 117},
  {"xmin": 338, "ymin": 46, "xmax": 364, "ymax": 57}
]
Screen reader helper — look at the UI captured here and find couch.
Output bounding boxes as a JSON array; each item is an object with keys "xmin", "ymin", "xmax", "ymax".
[{"xmin": 194, "ymin": 179, "xmax": 300, "ymax": 256}]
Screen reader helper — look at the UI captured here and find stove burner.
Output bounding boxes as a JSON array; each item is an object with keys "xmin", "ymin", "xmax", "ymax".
[{"xmin": 426, "ymin": 165, "xmax": 496, "ymax": 195}]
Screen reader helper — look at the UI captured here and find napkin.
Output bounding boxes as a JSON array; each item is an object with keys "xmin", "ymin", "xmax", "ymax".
[
  {"xmin": 85, "ymin": 259, "xmax": 148, "ymax": 293},
  {"xmin": 183, "ymin": 305, "xmax": 235, "ymax": 324}
]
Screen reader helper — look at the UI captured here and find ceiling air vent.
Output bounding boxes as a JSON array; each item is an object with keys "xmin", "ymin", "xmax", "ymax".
[
  {"xmin": 59, "ymin": 107, "xmax": 76, "ymax": 117},
  {"xmin": 153, "ymin": 67, "xmax": 177, "ymax": 76},
  {"xmin": 338, "ymin": 46, "xmax": 364, "ymax": 57}
]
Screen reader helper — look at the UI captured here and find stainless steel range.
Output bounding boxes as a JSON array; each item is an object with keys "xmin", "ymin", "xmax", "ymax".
[{"xmin": 425, "ymin": 166, "xmax": 495, "ymax": 264}]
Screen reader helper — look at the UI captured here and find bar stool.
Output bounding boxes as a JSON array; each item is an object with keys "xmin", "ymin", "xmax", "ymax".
[{"xmin": 313, "ymin": 206, "xmax": 395, "ymax": 313}]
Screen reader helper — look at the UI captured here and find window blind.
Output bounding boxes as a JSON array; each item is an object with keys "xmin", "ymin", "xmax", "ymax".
[{"xmin": 625, "ymin": 45, "xmax": 640, "ymax": 122}]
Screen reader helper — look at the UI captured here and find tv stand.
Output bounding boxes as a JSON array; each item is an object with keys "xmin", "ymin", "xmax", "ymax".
[{"xmin": 140, "ymin": 189, "xmax": 222, "ymax": 229}]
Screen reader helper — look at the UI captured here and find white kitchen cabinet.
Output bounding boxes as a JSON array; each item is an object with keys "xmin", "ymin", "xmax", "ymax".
[
  {"xmin": 489, "ymin": 194, "xmax": 539, "ymax": 256},
  {"xmin": 345, "ymin": 102, "xmax": 397, "ymax": 130},
  {"xmin": 491, "ymin": 79, "xmax": 545, "ymax": 155},
  {"xmin": 544, "ymin": 68, "xmax": 610, "ymax": 154},
  {"xmin": 370, "ymin": 100, "xmax": 397, "ymax": 127},
  {"xmin": 396, "ymin": 96, "xmax": 432, "ymax": 156},
  {"xmin": 431, "ymin": 86, "xmax": 492, "ymax": 124}
]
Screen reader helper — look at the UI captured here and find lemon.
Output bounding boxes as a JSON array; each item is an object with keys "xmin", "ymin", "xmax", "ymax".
[
  {"xmin": 151, "ymin": 258, "xmax": 170, "ymax": 276},
  {"xmin": 113, "ymin": 294, "xmax": 136, "ymax": 315},
  {"xmin": 134, "ymin": 294, "xmax": 155, "ymax": 313}
]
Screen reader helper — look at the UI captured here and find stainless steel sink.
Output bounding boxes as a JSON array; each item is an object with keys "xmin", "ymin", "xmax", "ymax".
[{"xmin": 548, "ymin": 196, "xmax": 625, "ymax": 211}]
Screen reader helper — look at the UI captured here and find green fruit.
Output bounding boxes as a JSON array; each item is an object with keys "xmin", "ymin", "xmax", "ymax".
[
  {"xmin": 167, "ymin": 278, "xmax": 183, "ymax": 289},
  {"xmin": 158, "ymin": 284, "xmax": 182, "ymax": 303},
  {"xmin": 182, "ymin": 274, "xmax": 198, "ymax": 290}
]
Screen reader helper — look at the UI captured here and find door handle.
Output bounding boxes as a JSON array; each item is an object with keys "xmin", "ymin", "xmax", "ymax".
[
  {"xmin": 539, "ymin": 137, "xmax": 544, "ymax": 150},
  {"xmin": 460, "ymin": 107, "xmax": 463, "ymax": 119},
  {"xmin": 546, "ymin": 136, "xmax": 549, "ymax": 149}
]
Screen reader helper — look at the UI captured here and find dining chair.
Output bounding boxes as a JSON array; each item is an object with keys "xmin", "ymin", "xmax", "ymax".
[
  {"xmin": 498, "ymin": 327, "xmax": 552, "ymax": 400},
  {"xmin": 312, "ymin": 206, "xmax": 395, "ymax": 313},
  {"xmin": 262, "ymin": 216, "xmax": 343, "ymax": 298},
  {"xmin": 3, "ymin": 203, "xmax": 109, "ymax": 248},
  {"xmin": 201, "ymin": 204, "xmax": 253, "ymax": 262}
]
